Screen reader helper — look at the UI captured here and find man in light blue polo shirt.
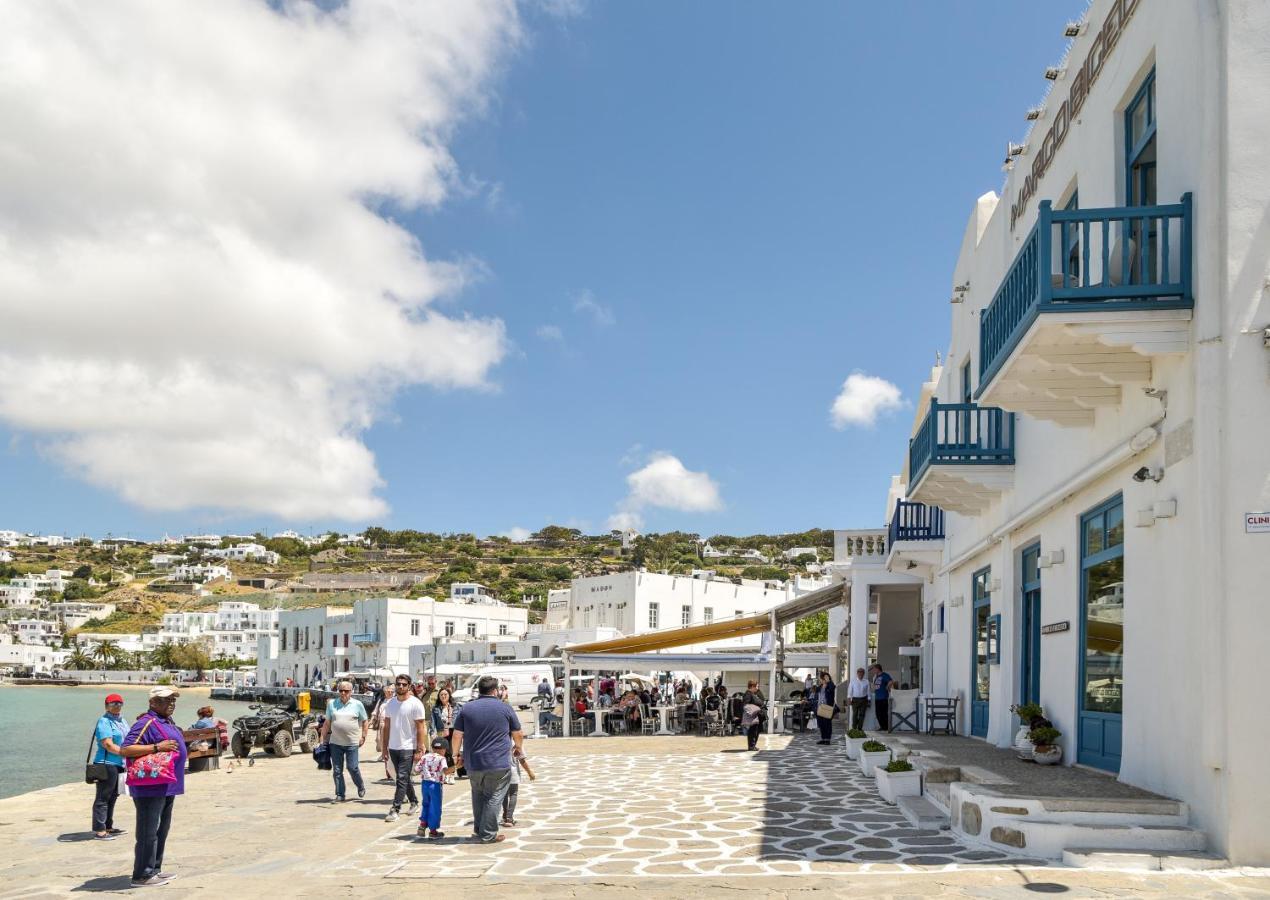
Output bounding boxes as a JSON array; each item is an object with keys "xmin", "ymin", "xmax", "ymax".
[{"xmin": 92, "ymin": 693, "xmax": 129, "ymax": 840}]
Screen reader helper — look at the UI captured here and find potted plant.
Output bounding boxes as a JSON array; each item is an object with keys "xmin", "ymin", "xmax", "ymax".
[
  {"xmin": 1029, "ymin": 725, "xmax": 1063, "ymax": 765},
  {"xmin": 844, "ymin": 728, "xmax": 868, "ymax": 760},
  {"xmin": 859, "ymin": 740, "xmax": 892, "ymax": 776},
  {"xmin": 875, "ymin": 758, "xmax": 922, "ymax": 804},
  {"xmin": 1010, "ymin": 703, "xmax": 1044, "ymax": 758}
]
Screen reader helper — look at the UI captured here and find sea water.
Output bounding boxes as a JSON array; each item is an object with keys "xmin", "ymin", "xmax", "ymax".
[{"xmin": 0, "ymin": 684, "xmax": 262, "ymax": 800}]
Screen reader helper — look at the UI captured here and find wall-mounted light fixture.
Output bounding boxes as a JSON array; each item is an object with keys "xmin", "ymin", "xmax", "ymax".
[
  {"xmin": 1044, "ymin": 66, "xmax": 1066, "ymax": 81},
  {"xmin": 1063, "ymin": 21, "xmax": 1085, "ymax": 38},
  {"xmin": 1025, "ymin": 106, "xmax": 1045, "ymax": 121},
  {"xmin": 1037, "ymin": 549, "xmax": 1065, "ymax": 569}
]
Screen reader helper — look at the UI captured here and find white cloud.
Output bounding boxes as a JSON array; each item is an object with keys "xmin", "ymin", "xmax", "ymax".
[
  {"xmin": 606, "ymin": 452, "xmax": 722, "ymax": 531},
  {"xmin": 572, "ymin": 289, "xmax": 615, "ymax": 327},
  {"xmin": 535, "ymin": 324, "xmax": 564, "ymax": 342},
  {"xmin": 500, "ymin": 526, "xmax": 532, "ymax": 542},
  {"xmin": 829, "ymin": 372, "xmax": 906, "ymax": 429},
  {"xmin": 0, "ymin": 0, "xmax": 523, "ymax": 521}
]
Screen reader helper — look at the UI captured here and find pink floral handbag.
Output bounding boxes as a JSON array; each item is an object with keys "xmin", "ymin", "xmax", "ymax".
[{"xmin": 125, "ymin": 718, "xmax": 180, "ymax": 786}]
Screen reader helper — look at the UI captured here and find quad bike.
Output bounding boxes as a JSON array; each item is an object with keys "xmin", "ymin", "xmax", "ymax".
[{"xmin": 230, "ymin": 704, "xmax": 320, "ymax": 758}]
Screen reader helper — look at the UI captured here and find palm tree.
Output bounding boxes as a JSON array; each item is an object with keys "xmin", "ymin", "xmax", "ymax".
[
  {"xmin": 65, "ymin": 648, "xmax": 94, "ymax": 670},
  {"xmin": 151, "ymin": 641, "xmax": 178, "ymax": 670},
  {"xmin": 93, "ymin": 640, "xmax": 120, "ymax": 669}
]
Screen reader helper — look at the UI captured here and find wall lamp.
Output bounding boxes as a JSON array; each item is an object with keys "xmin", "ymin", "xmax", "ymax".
[
  {"xmin": 1025, "ymin": 106, "xmax": 1045, "ymax": 121},
  {"xmin": 1063, "ymin": 21, "xmax": 1085, "ymax": 38},
  {"xmin": 1044, "ymin": 67, "xmax": 1066, "ymax": 81},
  {"xmin": 1037, "ymin": 549, "xmax": 1064, "ymax": 569}
]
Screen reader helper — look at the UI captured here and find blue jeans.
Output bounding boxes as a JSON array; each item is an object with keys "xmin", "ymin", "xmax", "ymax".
[
  {"xmin": 468, "ymin": 768, "xmax": 511, "ymax": 842},
  {"xmin": 419, "ymin": 780, "xmax": 443, "ymax": 831},
  {"xmin": 132, "ymin": 795, "xmax": 174, "ymax": 881},
  {"xmin": 329, "ymin": 744, "xmax": 364, "ymax": 799}
]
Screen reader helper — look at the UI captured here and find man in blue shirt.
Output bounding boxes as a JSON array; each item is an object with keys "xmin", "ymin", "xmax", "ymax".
[
  {"xmin": 871, "ymin": 664, "xmax": 894, "ymax": 733},
  {"xmin": 92, "ymin": 693, "xmax": 129, "ymax": 840},
  {"xmin": 451, "ymin": 675, "xmax": 523, "ymax": 844}
]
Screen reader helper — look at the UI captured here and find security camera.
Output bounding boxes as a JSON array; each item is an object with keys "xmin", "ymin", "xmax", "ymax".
[{"xmin": 1132, "ymin": 466, "xmax": 1163, "ymax": 483}]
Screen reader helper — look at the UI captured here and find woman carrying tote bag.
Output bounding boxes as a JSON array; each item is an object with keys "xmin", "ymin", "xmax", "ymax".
[
  {"xmin": 814, "ymin": 672, "xmax": 838, "ymax": 746},
  {"xmin": 120, "ymin": 687, "xmax": 188, "ymax": 888}
]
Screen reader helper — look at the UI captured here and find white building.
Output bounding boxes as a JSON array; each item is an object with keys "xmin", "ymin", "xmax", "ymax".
[
  {"xmin": 257, "ymin": 595, "xmax": 530, "ymax": 686},
  {"xmin": 168, "ymin": 564, "xmax": 231, "ymax": 584},
  {"xmin": 181, "ymin": 534, "xmax": 222, "ymax": 546},
  {"xmin": 205, "ymin": 543, "xmax": 281, "ymax": 566},
  {"xmin": 145, "ymin": 600, "xmax": 279, "ymax": 661},
  {"xmin": 781, "ymin": 546, "xmax": 820, "ymax": 561},
  {"xmin": 48, "ymin": 601, "xmax": 116, "ymax": 630},
  {"xmin": 13, "ymin": 618, "xmax": 61, "ymax": 645},
  {"xmin": 0, "ymin": 585, "xmax": 38, "ymax": 608},
  {"xmin": 10, "ymin": 570, "xmax": 69, "ymax": 595},
  {"xmin": 75, "ymin": 632, "xmax": 147, "ymax": 655},
  {"xmin": 553, "ymin": 570, "xmax": 828, "ymax": 653},
  {"xmin": 0, "ymin": 549, "xmax": 11, "ymax": 563},
  {"xmin": 0, "ymin": 632, "xmax": 68, "ymax": 672},
  {"xmin": 149, "ymin": 553, "xmax": 184, "ymax": 569},
  {"xmin": 0, "ymin": 531, "xmax": 22, "ymax": 547},
  {"xmin": 842, "ymin": 0, "xmax": 1270, "ymax": 865}
]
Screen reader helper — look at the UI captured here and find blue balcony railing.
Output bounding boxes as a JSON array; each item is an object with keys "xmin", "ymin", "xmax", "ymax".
[
  {"xmin": 979, "ymin": 193, "xmax": 1193, "ymax": 392},
  {"xmin": 909, "ymin": 401, "xmax": 1015, "ymax": 487},
  {"xmin": 351, "ymin": 632, "xmax": 379, "ymax": 645},
  {"xmin": 888, "ymin": 500, "xmax": 946, "ymax": 545}
]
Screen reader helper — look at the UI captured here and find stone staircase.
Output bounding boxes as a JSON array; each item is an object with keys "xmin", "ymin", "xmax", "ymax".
[{"xmin": 890, "ymin": 741, "xmax": 1225, "ymax": 869}]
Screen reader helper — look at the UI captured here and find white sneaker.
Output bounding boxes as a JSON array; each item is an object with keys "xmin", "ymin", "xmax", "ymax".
[
  {"xmin": 407, "ymin": 801, "xmax": 418, "ymax": 815},
  {"xmin": 385, "ymin": 810, "xmax": 399, "ymax": 823}
]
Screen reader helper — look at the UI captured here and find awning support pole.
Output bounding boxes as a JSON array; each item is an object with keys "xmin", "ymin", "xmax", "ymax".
[
  {"xmin": 767, "ymin": 610, "xmax": 778, "ymax": 736},
  {"xmin": 562, "ymin": 652, "xmax": 571, "ymax": 740}
]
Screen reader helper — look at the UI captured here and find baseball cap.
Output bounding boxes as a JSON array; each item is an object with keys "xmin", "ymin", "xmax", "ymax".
[
  {"xmin": 149, "ymin": 686, "xmax": 181, "ymax": 699},
  {"xmin": 431, "ymin": 737, "xmax": 447, "ymax": 749},
  {"xmin": 105, "ymin": 693, "xmax": 124, "ymax": 704}
]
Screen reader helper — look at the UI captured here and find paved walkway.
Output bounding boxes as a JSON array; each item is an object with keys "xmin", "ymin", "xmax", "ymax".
[{"xmin": 1, "ymin": 730, "xmax": 1266, "ymax": 897}]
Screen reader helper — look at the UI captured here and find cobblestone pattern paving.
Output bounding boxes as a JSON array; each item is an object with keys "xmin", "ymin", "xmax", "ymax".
[{"xmin": 324, "ymin": 733, "xmax": 1049, "ymax": 879}]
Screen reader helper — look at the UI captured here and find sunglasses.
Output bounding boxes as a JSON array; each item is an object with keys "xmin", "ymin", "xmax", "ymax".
[{"xmin": 338, "ymin": 688, "xmax": 352, "ymax": 692}]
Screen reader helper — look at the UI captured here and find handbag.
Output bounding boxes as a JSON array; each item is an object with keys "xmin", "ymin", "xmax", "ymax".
[
  {"xmin": 84, "ymin": 724, "xmax": 113, "ymax": 784},
  {"xmin": 816, "ymin": 703, "xmax": 836, "ymax": 719},
  {"xmin": 125, "ymin": 718, "xmax": 180, "ymax": 787}
]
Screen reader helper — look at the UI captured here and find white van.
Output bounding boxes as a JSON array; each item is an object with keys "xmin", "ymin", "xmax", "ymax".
[{"xmin": 457, "ymin": 664, "xmax": 554, "ymax": 709}]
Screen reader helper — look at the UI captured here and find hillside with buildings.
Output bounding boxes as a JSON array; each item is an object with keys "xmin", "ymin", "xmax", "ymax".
[{"xmin": 0, "ymin": 525, "xmax": 835, "ymax": 676}]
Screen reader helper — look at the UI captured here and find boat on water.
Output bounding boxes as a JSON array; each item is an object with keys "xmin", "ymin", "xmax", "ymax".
[{"xmin": 11, "ymin": 676, "xmax": 83, "ymax": 686}]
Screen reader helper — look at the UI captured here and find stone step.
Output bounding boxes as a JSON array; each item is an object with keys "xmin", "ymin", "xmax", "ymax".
[
  {"xmin": 985, "ymin": 821, "xmax": 1206, "ymax": 859},
  {"xmin": 897, "ymin": 794, "xmax": 949, "ymax": 831},
  {"xmin": 924, "ymin": 781, "xmax": 951, "ymax": 813},
  {"xmin": 1062, "ymin": 847, "xmax": 1229, "ymax": 871}
]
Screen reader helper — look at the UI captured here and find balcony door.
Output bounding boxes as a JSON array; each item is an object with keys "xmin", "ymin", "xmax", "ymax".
[
  {"xmin": 1125, "ymin": 70, "xmax": 1157, "ymax": 283},
  {"xmin": 1019, "ymin": 544, "xmax": 1042, "ymax": 708},
  {"xmin": 1078, "ymin": 497, "xmax": 1125, "ymax": 771},
  {"xmin": 970, "ymin": 568, "xmax": 992, "ymax": 738}
]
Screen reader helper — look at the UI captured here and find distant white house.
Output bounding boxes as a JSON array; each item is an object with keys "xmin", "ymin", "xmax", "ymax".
[
  {"xmin": 10, "ymin": 570, "xmax": 68, "ymax": 594},
  {"xmin": 336, "ymin": 534, "xmax": 368, "ymax": 547},
  {"xmin": 0, "ymin": 585, "xmax": 38, "ymax": 608},
  {"xmin": 31, "ymin": 535, "xmax": 68, "ymax": 547},
  {"xmin": 13, "ymin": 618, "xmax": 61, "ymax": 645},
  {"xmin": 169, "ymin": 564, "xmax": 231, "ymax": 584},
  {"xmin": 205, "ymin": 543, "xmax": 281, "ymax": 566},
  {"xmin": 49, "ymin": 601, "xmax": 116, "ymax": 630},
  {"xmin": 182, "ymin": 534, "xmax": 222, "ymax": 547},
  {"xmin": 702, "ymin": 544, "xmax": 768, "ymax": 563},
  {"xmin": 0, "ymin": 633, "xmax": 69, "ymax": 672},
  {"xmin": 75, "ymin": 632, "xmax": 147, "ymax": 655},
  {"xmin": 0, "ymin": 549, "xmax": 11, "ymax": 563},
  {"xmin": 0, "ymin": 531, "xmax": 22, "ymax": 547},
  {"xmin": 149, "ymin": 553, "xmax": 184, "ymax": 569},
  {"xmin": 781, "ymin": 546, "xmax": 820, "ymax": 562}
]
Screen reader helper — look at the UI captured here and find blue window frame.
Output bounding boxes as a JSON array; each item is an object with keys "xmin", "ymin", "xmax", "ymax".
[
  {"xmin": 938, "ymin": 603, "xmax": 945, "ymax": 633},
  {"xmin": 1020, "ymin": 543, "xmax": 1043, "ymax": 708},
  {"xmin": 1124, "ymin": 70, "xmax": 1157, "ymax": 283},
  {"xmin": 1062, "ymin": 192, "xmax": 1081, "ymax": 286},
  {"xmin": 970, "ymin": 567, "xmax": 992, "ymax": 737},
  {"xmin": 1078, "ymin": 495, "xmax": 1125, "ymax": 771},
  {"xmin": 961, "ymin": 359, "xmax": 972, "ymax": 405}
]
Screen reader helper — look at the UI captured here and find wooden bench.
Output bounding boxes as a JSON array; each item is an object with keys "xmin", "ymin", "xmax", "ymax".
[{"xmin": 182, "ymin": 727, "xmax": 222, "ymax": 772}]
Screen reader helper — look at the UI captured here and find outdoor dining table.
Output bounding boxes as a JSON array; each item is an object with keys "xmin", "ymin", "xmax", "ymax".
[
  {"xmin": 770, "ymin": 700, "xmax": 797, "ymax": 734},
  {"xmin": 589, "ymin": 706, "xmax": 613, "ymax": 736},
  {"xmin": 651, "ymin": 705, "xmax": 680, "ymax": 735}
]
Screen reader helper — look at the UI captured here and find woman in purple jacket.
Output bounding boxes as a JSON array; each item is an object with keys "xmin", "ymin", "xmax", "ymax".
[{"xmin": 120, "ymin": 687, "xmax": 188, "ymax": 888}]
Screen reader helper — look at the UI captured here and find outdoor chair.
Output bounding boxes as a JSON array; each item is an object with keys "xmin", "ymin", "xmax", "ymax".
[
  {"xmin": 889, "ymin": 689, "xmax": 920, "ymax": 733},
  {"xmin": 640, "ymin": 705, "xmax": 657, "ymax": 734},
  {"xmin": 925, "ymin": 697, "xmax": 959, "ymax": 735},
  {"xmin": 570, "ymin": 716, "xmax": 590, "ymax": 736}
]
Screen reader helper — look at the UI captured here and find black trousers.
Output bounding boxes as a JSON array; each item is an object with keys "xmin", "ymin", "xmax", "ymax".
[
  {"xmin": 745, "ymin": 723, "xmax": 761, "ymax": 750},
  {"xmin": 875, "ymin": 698, "xmax": 891, "ymax": 732},
  {"xmin": 132, "ymin": 795, "xmax": 174, "ymax": 881},
  {"xmin": 388, "ymin": 748, "xmax": 418, "ymax": 811},
  {"xmin": 850, "ymin": 698, "xmax": 869, "ymax": 731},
  {"xmin": 816, "ymin": 714, "xmax": 833, "ymax": 742},
  {"xmin": 91, "ymin": 765, "xmax": 123, "ymax": 832}
]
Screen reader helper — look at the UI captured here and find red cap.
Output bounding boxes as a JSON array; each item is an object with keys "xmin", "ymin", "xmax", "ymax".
[{"xmin": 105, "ymin": 693, "xmax": 124, "ymax": 704}]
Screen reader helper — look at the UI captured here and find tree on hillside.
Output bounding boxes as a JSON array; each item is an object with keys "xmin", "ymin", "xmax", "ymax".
[
  {"xmin": 151, "ymin": 641, "xmax": 179, "ymax": 670},
  {"xmin": 532, "ymin": 525, "xmax": 581, "ymax": 544},
  {"xmin": 72, "ymin": 564, "xmax": 93, "ymax": 580},
  {"xmin": 63, "ymin": 580, "xmax": 98, "ymax": 601}
]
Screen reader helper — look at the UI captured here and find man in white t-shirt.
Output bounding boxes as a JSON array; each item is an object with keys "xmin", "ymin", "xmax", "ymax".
[{"xmin": 380, "ymin": 675, "xmax": 427, "ymax": 822}]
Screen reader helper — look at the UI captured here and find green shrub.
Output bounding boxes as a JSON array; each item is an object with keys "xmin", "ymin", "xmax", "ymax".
[
  {"xmin": 847, "ymin": 728, "xmax": 867, "ymax": 739},
  {"xmin": 1011, "ymin": 702, "xmax": 1044, "ymax": 722},
  {"xmin": 861, "ymin": 740, "xmax": 888, "ymax": 753},
  {"xmin": 1029, "ymin": 725, "xmax": 1062, "ymax": 747},
  {"xmin": 882, "ymin": 759, "xmax": 914, "ymax": 773}
]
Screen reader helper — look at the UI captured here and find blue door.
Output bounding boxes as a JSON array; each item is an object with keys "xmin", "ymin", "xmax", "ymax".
[
  {"xmin": 1078, "ymin": 497, "xmax": 1124, "ymax": 771},
  {"xmin": 970, "ymin": 568, "xmax": 992, "ymax": 737},
  {"xmin": 1020, "ymin": 545, "xmax": 1042, "ymax": 707}
]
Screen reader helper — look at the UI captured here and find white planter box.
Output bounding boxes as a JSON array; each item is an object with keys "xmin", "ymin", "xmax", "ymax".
[
  {"xmin": 845, "ymin": 736, "xmax": 868, "ymax": 760},
  {"xmin": 859, "ymin": 748, "xmax": 892, "ymax": 777},
  {"xmin": 875, "ymin": 767, "xmax": 923, "ymax": 804}
]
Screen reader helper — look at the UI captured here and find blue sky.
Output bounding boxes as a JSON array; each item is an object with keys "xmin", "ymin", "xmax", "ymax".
[{"xmin": 0, "ymin": 1, "xmax": 1083, "ymax": 540}]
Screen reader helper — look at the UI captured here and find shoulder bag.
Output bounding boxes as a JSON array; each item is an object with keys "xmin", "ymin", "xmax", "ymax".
[
  {"xmin": 85, "ymin": 721, "xmax": 113, "ymax": 784},
  {"xmin": 125, "ymin": 717, "xmax": 180, "ymax": 787},
  {"xmin": 816, "ymin": 703, "xmax": 835, "ymax": 719}
]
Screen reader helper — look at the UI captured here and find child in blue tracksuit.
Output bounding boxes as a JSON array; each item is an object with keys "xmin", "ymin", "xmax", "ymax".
[{"xmin": 413, "ymin": 737, "xmax": 455, "ymax": 839}]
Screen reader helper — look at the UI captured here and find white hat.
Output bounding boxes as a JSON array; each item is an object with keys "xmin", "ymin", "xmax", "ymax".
[{"xmin": 149, "ymin": 686, "xmax": 181, "ymax": 699}]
